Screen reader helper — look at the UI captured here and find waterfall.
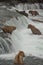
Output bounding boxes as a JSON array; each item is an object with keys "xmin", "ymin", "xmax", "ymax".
[
  {"xmin": 11, "ymin": 29, "xmax": 43, "ymax": 58},
  {"xmin": 0, "ymin": 6, "xmax": 43, "ymax": 60},
  {"xmin": 4, "ymin": 9, "xmax": 43, "ymax": 58},
  {"xmin": 9, "ymin": 10, "xmax": 43, "ymax": 58},
  {"xmin": 5, "ymin": 14, "xmax": 28, "ymax": 29},
  {"xmin": 0, "ymin": 37, "xmax": 14, "ymax": 54},
  {"xmin": 15, "ymin": 3, "xmax": 42, "ymax": 11},
  {"xmin": 6, "ymin": 10, "xmax": 43, "ymax": 58}
]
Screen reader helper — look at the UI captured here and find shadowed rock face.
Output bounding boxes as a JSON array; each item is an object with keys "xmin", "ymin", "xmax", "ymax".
[
  {"xmin": 29, "ymin": 10, "xmax": 39, "ymax": 16},
  {"xmin": 1, "ymin": 26, "xmax": 16, "ymax": 34},
  {"xmin": 0, "ymin": 56, "xmax": 43, "ymax": 65},
  {"xmin": 28, "ymin": 24, "xmax": 42, "ymax": 35},
  {"xmin": 16, "ymin": 10, "xmax": 28, "ymax": 17}
]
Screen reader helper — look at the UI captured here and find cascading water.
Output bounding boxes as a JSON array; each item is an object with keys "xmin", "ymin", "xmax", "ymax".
[
  {"xmin": 5, "ymin": 9, "xmax": 43, "ymax": 58},
  {"xmin": 0, "ymin": 37, "xmax": 13, "ymax": 54},
  {"xmin": 15, "ymin": 3, "xmax": 41, "ymax": 11},
  {"xmin": 5, "ymin": 13, "xmax": 28, "ymax": 29},
  {"xmin": 10, "ymin": 15, "xmax": 43, "ymax": 58},
  {"xmin": 0, "ymin": 6, "xmax": 43, "ymax": 60},
  {"xmin": 11, "ymin": 29, "xmax": 43, "ymax": 58}
]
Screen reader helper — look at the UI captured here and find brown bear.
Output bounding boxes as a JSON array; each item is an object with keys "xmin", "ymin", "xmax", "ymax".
[
  {"xmin": 28, "ymin": 24, "xmax": 42, "ymax": 35},
  {"xmin": 1, "ymin": 26, "xmax": 16, "ymax": 34},
  {"xmin": 14, "ymin": 51, "xmax": 25, "ymax": 64},
  {"xmin": 29, "ymin": 10, "xmax": 39, "ymax": 16}
]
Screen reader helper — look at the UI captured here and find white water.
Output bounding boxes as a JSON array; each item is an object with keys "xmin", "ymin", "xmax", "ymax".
[
  {"xmin": 0, "ymin": 37, "xmax": 14, "ymax": 54},
  {"xmin": 5, "ymin": 10, "xmax": 43, "ymax": 59},
  {"xmin": 0, "ymin": 6, "xmax": 43, "ymax": 60},
  {"xmin": 10, "ymin": 16, "xmax": 43, "ymax": 58},
  {"xmin": 15, "ymin": 3, "xmax": 42, "ymax": 11}
]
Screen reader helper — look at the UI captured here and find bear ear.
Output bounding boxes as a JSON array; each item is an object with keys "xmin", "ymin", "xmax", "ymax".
[
  {"xmin": 19, "ymin": 51, "xmax": 23, "ymax": 54},
  {"xmin": 29, "ymin": 11, "xmax": 31, "ymax": 13},
  {"xmin": 29, "ymin": 24, "xmax": 32, "ymax": 26},
  {"xmin": 19, "ymin": 51, "xmax": 24, "ymax": 54},
  {"xmin": 29, "ymin": 11, "xmax": 30, "ymax": 13},
  {"xmin": 13, "ymin": 26, "xmax": 16, "ymax": 29},
  {"xmin": 15, "ymin": 27, "xmax": 16, "ymax": 29},
  {"xmin": 28, "ymin": 24, "xmax": 31, "ymax": 28}
]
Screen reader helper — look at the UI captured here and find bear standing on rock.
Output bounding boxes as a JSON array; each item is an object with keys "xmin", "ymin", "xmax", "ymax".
[
  {"xmin": 14, "ymin": 51, "xmax": 25, "ymax": 64},
  {"xmin": 29, "ymin": 10, "xmax": 39, "ymax": 16},
  {"xmin": 28, "ymin": 24, "xmax": 42, "ymax": 35}
]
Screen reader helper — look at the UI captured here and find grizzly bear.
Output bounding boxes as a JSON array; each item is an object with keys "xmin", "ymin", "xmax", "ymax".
[
  {"xmin": 1, "ymin": 26, "xmax": 16, "ymax": 34},
  {"xmin": 29, "ymin": 10, "xmax": 39, "ymax": 16},
  {"xmin": 14, "ymin": 51, "xmax": 25, "ymax": 64},
  {"xmin": 28, "ymin": 24, "xmax": 42, "ymax": 35}
]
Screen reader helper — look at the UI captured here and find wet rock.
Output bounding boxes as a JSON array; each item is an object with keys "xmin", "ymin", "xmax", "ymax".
[
  {"xmin": 31, "ymin": 19, "xmax": 43, "ymax": 23},
  {"xmin": 16, "ymin": 10, "xmax": 28, "ymax": 17}
]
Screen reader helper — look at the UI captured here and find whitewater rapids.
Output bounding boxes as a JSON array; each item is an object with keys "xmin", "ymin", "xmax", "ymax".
[{"xmin": 0, "ymin": 6, "xmax": 43, "ymax": 60}]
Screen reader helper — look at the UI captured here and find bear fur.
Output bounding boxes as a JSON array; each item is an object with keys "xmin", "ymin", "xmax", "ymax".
[
  {"xmin": 29, "ymin": 10, "xmax": 39, "ymax": 16},
  {"xmin": 1, "ymin": 26, "xmax": 16, "ymax": 34},
  {"xmin": 28, "ymin": 24, "xmax": 41, "ymax": 35},
  {"xmin": 14, "ymin": 51, "xmax": 25, "ymax": 64}
]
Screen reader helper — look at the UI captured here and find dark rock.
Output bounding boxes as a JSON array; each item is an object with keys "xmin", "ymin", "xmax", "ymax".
[{"xmin": 16, "ymin": 10, "xmax": 28, "ymax": 17}]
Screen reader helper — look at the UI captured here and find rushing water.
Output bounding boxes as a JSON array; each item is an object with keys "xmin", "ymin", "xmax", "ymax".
[
  {"xmin": 0, "ymin": 5, "xmax": 43, "ymax": 60},
  {"xmin": 15, "ymin": 3, "xmax": 43, "ymax": 11}
]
